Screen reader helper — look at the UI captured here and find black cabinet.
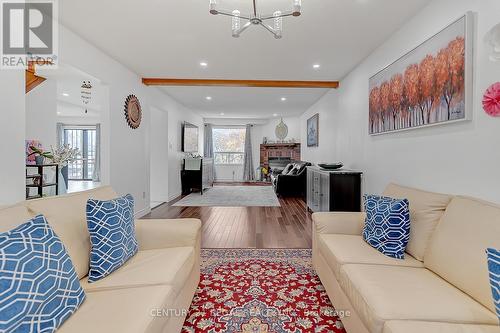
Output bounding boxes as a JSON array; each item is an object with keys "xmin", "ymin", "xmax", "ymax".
[
  {"xmin": 307, "ymin": 167, "xmax": 362, "ymax": 212},
  {"xmin": 181, "ymin": 158, "xmax": 214, "ymax": 195}
]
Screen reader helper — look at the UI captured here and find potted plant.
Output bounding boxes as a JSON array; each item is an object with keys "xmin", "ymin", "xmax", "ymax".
[
  {"xmin": 28, "ymin": 146, "xmax": 53, "ymax": 165},
  {"xmin": 50, "ymin": 145, "xmax": 80, "ymax": 189}
]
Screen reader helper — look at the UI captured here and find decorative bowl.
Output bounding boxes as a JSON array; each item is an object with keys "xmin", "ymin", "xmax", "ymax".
[{"xmin": 318, "ymin": 163, "xmax": 344, "ymax": 170}]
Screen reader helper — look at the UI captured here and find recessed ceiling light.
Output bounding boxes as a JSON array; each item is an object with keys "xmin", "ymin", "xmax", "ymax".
[
  {"xmin": 313, "ymin": 64, "xmax": 321, "ymax": 69},
  {"xmin": 220, "ymin": 112, "xmax": 225, "ymax": 116},
  {"xmin": 206, "ymin": 96, "xmax": 212, "ymax": 100},
  {"xmin": 281, "ymin": 97, "xmax": 287, "ymax": 101},
  {"xmin": 62, "ymin": 93, "xmax": 69, "ymax": 97},
  {"xmin": 200, "ymin": 62, "xmax": 208, "ymax": 67},
  {"xmin": 57, "ymin": 112, "xmax": 61, "ymax": 115},
  {"xmin": 273, "ymin": 113, "xmax": 278, "ymax": 117}
]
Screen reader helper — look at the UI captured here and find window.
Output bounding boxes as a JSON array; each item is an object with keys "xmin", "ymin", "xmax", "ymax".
[
  {"xmin": 63, "ymin": 126, "xmax": 97, "ymax": 180},
  {"xmin": 213, "ymin": 127, "xmax": 246, "ymax": 165}
]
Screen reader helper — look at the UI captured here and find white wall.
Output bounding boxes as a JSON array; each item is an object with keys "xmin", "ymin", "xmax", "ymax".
[
  {"xmin": 167, "ymin": 105, "xmax": 204, "ymax": 200},
  {"xmin": 0, "ymin": 70, "xmax": 26, "ymax": 205},
  {"xmin": 26, "ymin": 79, "xmax": 57, "ymax": 149},
  {"xmin": 301, "ymin": 0, "xmax": 500, "ymax": 203},
  {"xmin": 59, "ymin": 25, "xmax": 203, "ymax": 213},
  {"xmin": 150, "ymin": 107, "xmax": 169, "ymax": 203}
]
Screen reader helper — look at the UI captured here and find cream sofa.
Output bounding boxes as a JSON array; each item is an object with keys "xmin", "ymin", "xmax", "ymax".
[
  {"xmin": 313, "ymin": 183, "xmax": 500, "ymax": 333},
  {"xmin": 0, "ymin": 186, "xmax": 201, "ymax": 333}
]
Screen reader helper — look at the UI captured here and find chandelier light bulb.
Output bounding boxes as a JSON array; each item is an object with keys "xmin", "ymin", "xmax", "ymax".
[
  {"xmin": 209, "ymin": 0, "xmax": 217, "ymax": 14},
  {"xmin": 273, "ymin": 11, "xmax": 283, "ymax": 39},
  {"xmin": 232, "ymin": 10, "xmax": 241, "ymax": 37},
  {"xmin": 292, "ymin": 0, "xmax": 301, "ymax": 16}
]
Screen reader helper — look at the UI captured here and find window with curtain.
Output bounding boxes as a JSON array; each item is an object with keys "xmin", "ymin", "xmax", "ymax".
[
  {"xmin": 62, "ymin": 125, "xmax": 98, "ymax": 180},
  {"xmin": 213, "ymin": 127, "xmax": 246, "ymax": 165}
]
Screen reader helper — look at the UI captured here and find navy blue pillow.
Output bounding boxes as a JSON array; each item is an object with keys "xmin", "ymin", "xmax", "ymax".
[
  {"xmin": 0, "ymin": 215, "xmax": 85, "ymax": 332},
  {"xmin": 363, "ymin": 195, "xmax": 411, "ymax": 259},
  {"xmin": 86, "ymin": 194, "xmax": 138, "ymax": 282},
  {"xmin": 486, "ymin": 248, "xmax": 500, "ymax": 323}
]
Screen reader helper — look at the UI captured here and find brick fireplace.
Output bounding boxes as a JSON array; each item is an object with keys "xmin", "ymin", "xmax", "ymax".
[{"xmin": 260, "ymin": 143, "xmax": 301, "ymax": 172}]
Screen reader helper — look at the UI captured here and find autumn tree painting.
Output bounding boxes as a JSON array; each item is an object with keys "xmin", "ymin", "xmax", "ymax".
[{"xmin": 369, "ymin": 17, "xmax": 469, "ymax": 135}]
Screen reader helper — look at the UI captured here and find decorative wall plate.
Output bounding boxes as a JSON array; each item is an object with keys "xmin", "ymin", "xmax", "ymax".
[
  {"xmin": 275, "ymin": 118, "xmax": 288, "ymax": 140},
  {"xmin": 124, "ymin": 95, "xmax": 142, "ymax": 129}
]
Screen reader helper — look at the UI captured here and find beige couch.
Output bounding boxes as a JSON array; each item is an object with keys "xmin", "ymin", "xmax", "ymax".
[
  {"xmin": 313, "ymin": 183, "xmax": 500, "ymax": 333},
  {"xmin": 0, "ymin": 186, "xmax": 201, "ymax": 333}
]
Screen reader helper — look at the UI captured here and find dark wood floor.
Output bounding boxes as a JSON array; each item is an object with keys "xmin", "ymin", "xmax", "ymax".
[{"xmin": 142, "ymin": 184, "xmax": 312, "ymax": 249}]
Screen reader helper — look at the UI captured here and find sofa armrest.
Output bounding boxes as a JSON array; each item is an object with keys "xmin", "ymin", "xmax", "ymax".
[
  {"xmin": 313, "ymin": 212, "xmax": 366, "ymax": 235},
  {"xmin": 135, "ymin": 218, "xmax": 201, "ymax": 251}
]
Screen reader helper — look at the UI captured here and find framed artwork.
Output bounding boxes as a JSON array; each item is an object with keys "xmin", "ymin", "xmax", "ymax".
[
  {"xmin": 369, "ymin": 12, "xmax": 474, "ymax": 135},
  {"xmin": 307, "ymin": 113, "xmax": 319, "ymax": 147}
]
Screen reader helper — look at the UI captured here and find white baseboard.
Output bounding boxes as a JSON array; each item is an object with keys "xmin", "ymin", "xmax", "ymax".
[
  {"xmin": 135, "ymin": 206, "xmax": 151, "ymax": 219},
  {"xmin": 168, "ymin": 192, "xmax": 182, "ymax": 203}
]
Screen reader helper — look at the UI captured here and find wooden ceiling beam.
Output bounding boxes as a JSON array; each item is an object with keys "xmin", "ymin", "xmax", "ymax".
[{"xmin": 142, "ymin": 78, "xmax": 339, "ymax": 89}]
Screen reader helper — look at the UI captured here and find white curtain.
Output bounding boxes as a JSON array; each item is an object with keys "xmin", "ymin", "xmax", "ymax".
[
  {"xmin": 56, "ymin": 123, "xmax": 64, "ymax": 148},
  {"xmin": 243, "ymin": 124, "xmax": 255, "ymax": 181},
  {"xmin": 92, "ymin": 124, "xmax": 101, "ymax": 182},
  {"xmin": 204, "ymin": 124, "xmax": 214, "ymax": 158}
]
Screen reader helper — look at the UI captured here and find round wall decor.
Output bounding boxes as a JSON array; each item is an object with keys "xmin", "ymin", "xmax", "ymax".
[
  {"xmin": 482, "ymin": 82, "xmax": 500, "ymax": 117},
  {"xmin": 124, "ymin": 94, "xmax": 142, "ymax": 129},
  {"xmin": 275, "ymin": 118, "xmax": 288, "ymax": 141}
]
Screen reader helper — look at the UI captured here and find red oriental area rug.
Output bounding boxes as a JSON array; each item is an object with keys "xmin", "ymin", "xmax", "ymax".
[{"xmin": 182, "ymin": 249, "xmax": 346, "ymax": 333}]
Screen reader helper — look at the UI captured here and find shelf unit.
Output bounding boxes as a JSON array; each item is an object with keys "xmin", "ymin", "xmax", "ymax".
[{"xmin": 26, "ymin": 164, "xmax": 59, "ymax": 200}]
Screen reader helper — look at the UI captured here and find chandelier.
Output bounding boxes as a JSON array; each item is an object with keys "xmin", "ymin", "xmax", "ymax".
[{"xmin": 209, "ymin": 0, "xmax": 302, "ymax": 39}]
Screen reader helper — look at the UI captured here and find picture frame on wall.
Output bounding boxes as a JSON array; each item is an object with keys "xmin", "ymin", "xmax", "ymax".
[
  {"xmin": 307, "ymin": 113, "xmax": 319, "ymax": 147},
  {"xmin": 368, "ymin": 12, "xmax": 474, "ymax": 135}
]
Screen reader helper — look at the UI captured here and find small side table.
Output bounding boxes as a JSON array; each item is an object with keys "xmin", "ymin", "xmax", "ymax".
[{"xmin": 26, "ymin": 164, "xmax": 59, "ymax": 200}]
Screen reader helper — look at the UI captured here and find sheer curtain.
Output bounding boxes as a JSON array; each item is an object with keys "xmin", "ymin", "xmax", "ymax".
[
  {"xmin": 243, "ymin": 124, "xmax": 254, "ymax": 181},
  {"xmin": 92, "ymin": 124, "xmax": 101, "ymax": 182},
  {"xmin": 204, "ymin": 124, "xmax": 214, "ymax": 158}
]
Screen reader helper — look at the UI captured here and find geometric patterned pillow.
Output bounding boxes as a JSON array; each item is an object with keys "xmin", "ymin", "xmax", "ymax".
[
  {"xmin": 486, "ymin": 248, "xmax": 500, "ymax": 323},
  {"xmin": 363, "ymin": 195, "xmax": 411, "ymax": 260},
  {"xmin": 86, "ymin": 194, "xmax": 138, "ymax": 282},
  {"xmin": 0, "ymin": 215, "xmax": 85, "ymax": 332}
]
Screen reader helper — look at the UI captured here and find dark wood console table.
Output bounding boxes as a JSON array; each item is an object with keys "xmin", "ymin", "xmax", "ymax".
[
  {"xmin": 181, "ymin": 158, "xmax": 214, "ymax": 195},
  {"xmin": 307, "ymin": 166, "xmax": 362, "ymax": 212}
]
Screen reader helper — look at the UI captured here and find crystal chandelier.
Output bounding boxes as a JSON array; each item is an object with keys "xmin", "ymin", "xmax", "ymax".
[{"xmin": 209, "ymin": 0, "xmax": 302, "ymax": 39}]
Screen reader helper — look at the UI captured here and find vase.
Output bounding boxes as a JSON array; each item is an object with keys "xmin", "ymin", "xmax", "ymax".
[
  {"xmin": 60, "ymin": 165, "xmax": 69, "ymax": 189},
  {"xmin": 35, "ymin": 156, "xmax": 45, "ymax": 165}
]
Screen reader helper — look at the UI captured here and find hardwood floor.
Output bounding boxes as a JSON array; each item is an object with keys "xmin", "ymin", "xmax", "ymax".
[{"xmin": 142, "ymin": 185, "xmax": 313, "ymax": 249}]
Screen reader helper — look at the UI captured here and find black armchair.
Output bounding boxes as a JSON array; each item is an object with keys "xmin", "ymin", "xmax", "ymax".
[{"xmin": 271, "ymin": 161, "xmax": 311, "ymax": 197}]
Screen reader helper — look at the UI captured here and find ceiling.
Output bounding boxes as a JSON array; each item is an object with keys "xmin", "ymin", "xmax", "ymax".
[
  {"xmin": 38, "ymin": 64, "xmax": 105, "ymax": 118},
  {"xmin": 59, "ymin": 0, "xmax": 432, "ymax": 118}
]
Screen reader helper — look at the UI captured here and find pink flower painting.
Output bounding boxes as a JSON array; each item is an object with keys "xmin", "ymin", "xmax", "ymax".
[{"xmin": 482, "ymin": 82, "xmax": 500, "ymax": 117}]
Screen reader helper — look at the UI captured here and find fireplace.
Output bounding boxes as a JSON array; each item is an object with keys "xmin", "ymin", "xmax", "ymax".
[
  {"xmin": 260, "ymin": 143, "xmax": 301, "ymax": 178},
  {"xmin": 268, "ymin": 157, "xmax": 292, "ymax": 173}
]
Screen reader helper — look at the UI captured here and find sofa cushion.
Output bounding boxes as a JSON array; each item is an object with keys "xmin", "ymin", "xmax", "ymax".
[
  {"xmin": 363, "ymin": 195, "xmax": 410, "ymax": 259},
  {"xmin": 57, "ymin": 285, "xmax": 176, "ymax": 333},
  {"xmin": 384, "ymin": 321, "xmax": 500, "ymax": 333},
  {"xmin": 338, "ymin": 264, "xmax": 498, "ymax": 333},
  {"xmin": 0, "ymin": 205, "xmax": 34, "ymax": 232},
  {"xmin": 486, "ymin": 248, "xmax": 500, "ymax": 322},
  {"xmin": 281, "ymin": 163, "xmax": 294, "ymax": 175},
  {"xmin": 317, "ymin": 234, "xmax": 423, "ymax": 277},
  {"xmin": 26, "ymin": 186, "xmax": 118, "ymax": 279},
  {"xmin": 79, "ymin": 247, "xmax": 195, "ymax": 297},
  {"xmin": 425, "ymin": 196, "xmax": 500, "ymax": 313},
  {"xmin": 0, "ymin": 215, "xmax": 85, "ymax": 332},
  {"xmin": 86, "ymin": 194, "xmax": 138, "ymax": 282},
  {"xmin": 383, "ymin": 183, "xmax": 452, "ymax": 261}
]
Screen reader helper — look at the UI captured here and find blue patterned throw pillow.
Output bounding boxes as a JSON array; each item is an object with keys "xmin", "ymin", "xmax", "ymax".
[
  {"xmin": 86, "ymin": 194, "xmax": 138, "ymax": 282},
  {"xmin": 486, "ymin": 248, "xmax": 500, "ymax": 323},
  {"xmin": 0, "ymin": 215, "xmax": 85, "ymax": 332},
  {"xmin": 363, "ymin": 195, "xmax": 411, "ymax": 259}
]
